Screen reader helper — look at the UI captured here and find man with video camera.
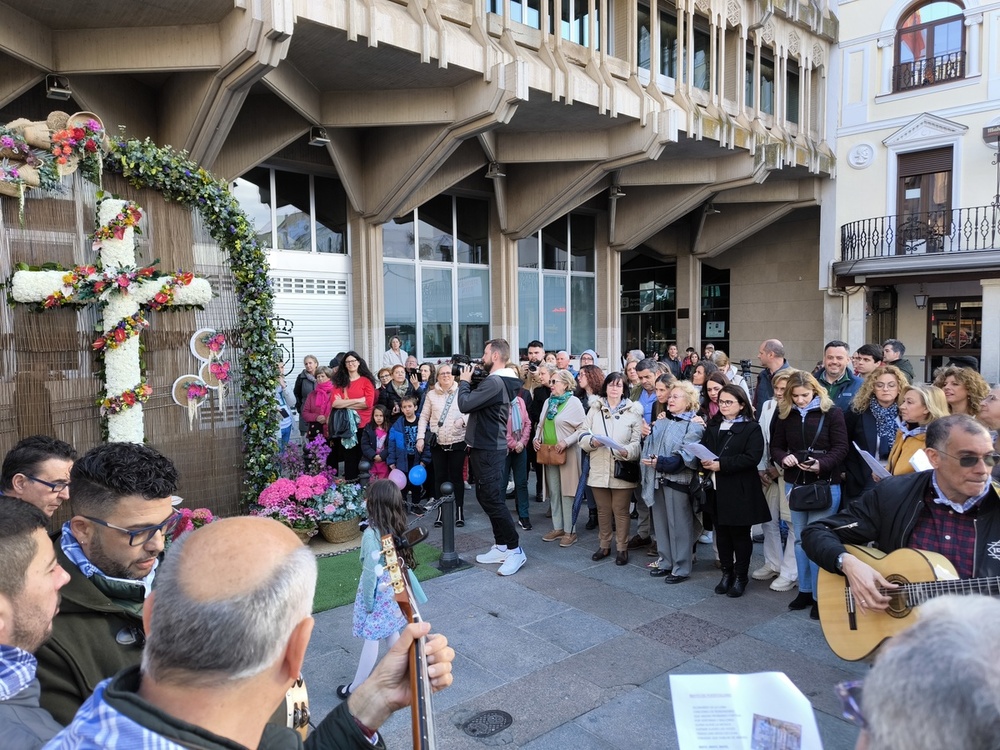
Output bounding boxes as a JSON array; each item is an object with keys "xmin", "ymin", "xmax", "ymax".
[{"xmin": 456, "ymin": 338, "xmax": 527, "ymax": 576}]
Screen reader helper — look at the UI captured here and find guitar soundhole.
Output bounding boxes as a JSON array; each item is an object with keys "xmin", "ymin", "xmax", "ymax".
[{"xmin": 884, "ymin": 574, "xmax": 911, "ymax": 619}]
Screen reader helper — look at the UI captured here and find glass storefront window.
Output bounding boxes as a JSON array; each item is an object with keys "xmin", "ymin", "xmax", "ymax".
[
  {"xmin": 542, "ymin": 216, "xmax": 568, "ymax": 271},
  {"xmin": 314, "ymin": 176, "xmax": 347, "ymax": 254},
  {"xmin": 518, "ymin": 236, "xmax": 540, "ymax": 268},
  {"xmin": 570, "ymin": 214, "xmax": 595, "ymax": 272},
  {"xmin": 570, "ymin": 276, "xmax": 595, "ymax": 353},
  {"xmin": 543, "ymin": 273, "xmax": 568, "ymax": 351},
  {"xmin": 274, "ymin": 171, "xmax": 311, "ymax": 251},
  {"xmin": 382, "ymin": 195, "xmax": 491, "ymax": 359},
  {"xmin": 231, "ymin": 167, "xmax": 272, "ymax": 249},
  {"xmin": 518, "ymin": 271, "xmax": 540, "ymax": 348},
  {"xmin": 456, "ymin": 197, "xmax": 489, "ymax": 264},
  {"xmin": 384, "ymin": 264, "xmax": 417, "ymax": 355},
  {"xmin": 233, "ymin": 166, "xmax": 348, "ymax": 254}
]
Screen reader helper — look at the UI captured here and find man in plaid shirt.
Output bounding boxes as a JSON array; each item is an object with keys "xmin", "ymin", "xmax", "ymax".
[{"xmin": 802, "ymin": 414, "xmax": 1000, "ymax": 614}]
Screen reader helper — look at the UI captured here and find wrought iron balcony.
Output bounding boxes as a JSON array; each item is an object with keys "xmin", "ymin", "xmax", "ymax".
[
  {"xmin": 892, "ymin": 51, "xmax": 966, "ymax": 92},
  {"xmin": 840, "ymin": 205, "xmax": 1000, "ymax": 262}
]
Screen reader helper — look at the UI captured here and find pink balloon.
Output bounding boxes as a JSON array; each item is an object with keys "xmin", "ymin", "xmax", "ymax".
[{"xmin": 388, "ymin": 468, "xmax": 408, "ymax": 491}]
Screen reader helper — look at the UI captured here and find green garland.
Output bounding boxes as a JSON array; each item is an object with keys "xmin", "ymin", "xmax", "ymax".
[{"xmin": 103, "ymin": 138, "xmax": 279, "ymax": 507}]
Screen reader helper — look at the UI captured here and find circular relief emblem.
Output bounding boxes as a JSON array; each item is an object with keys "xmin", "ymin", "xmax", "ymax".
[{"xmin": 847, "ymin": 144, "xmax": 875, "ymax": 169}]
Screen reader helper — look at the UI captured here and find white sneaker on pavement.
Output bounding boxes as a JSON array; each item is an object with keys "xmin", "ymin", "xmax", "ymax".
[
  {"xmin": 497, "ymin": 548, "xmax": 527, "ymax": 576},
  {"xmin": 769, "ymin": 575, "xmax": 797, "ymax": 592},
  {"xmin": 752, "ymin": 565, "xmax": 779, "ymax": 581},
  {"xmin": 698, "ymin": 532, "xmax": 713, "ymax": 544},
  {"xmin": 476, "ymin": 545, "xmax": 509, "ymax": 564}
]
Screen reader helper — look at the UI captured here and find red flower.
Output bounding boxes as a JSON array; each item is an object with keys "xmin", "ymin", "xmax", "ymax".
[
  {"xmin": 93, "ymin": 281, "xmax": 106, "ymax": 293},
  {"xmin": 139, "ymin": 383, "xmax": 153, "ymax": 397},
  {"xmin": 154, "ymin": 292, "xmax": 169, "ymax": 305},
  {"xmin": 92, "ymin": 339, "xmax": 106, "ymax": 351},
  {"xmin": 84, "ymin": 140, "xmax": 97, "ymax": 153},
  {"xmin": 113, "ymin": 226, "xmax": 126, "ymax": 240},
  {"xmin": 117, "ymin": 275, "xmax": 130, "ymax": 288},
  {"xmin": 72, "ymin": 127, "xmax": 85, "ymax": 140},
  {"xmin": 113, "ymin": 328, "xmax": 127, "ymax": 343},
  {"xmin": 178, "ymin": 272, "xmax": 193, "ymax": 285},
  {"xmin": 122, "ymin": 392, "xmax": 136, "ymax": 406}
]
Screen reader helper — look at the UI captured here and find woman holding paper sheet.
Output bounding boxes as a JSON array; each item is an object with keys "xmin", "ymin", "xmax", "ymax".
[
  {"xmin": 700, "ymin": 385, "xmax": 770, "ymax": 597},
  {"xmin": 580, "ymin": 372, "xmax": 644, "ymax": 563},
  {"xmin": 886, "ymin": 384, "xmax": 948, "ymax": 476},
  {"xmin": 639, "ymin": 380, "xmax": 704, "ymax": 582},
  {"xmin": 843, "ymin": 365, "xmax": 908, "ymax": 502}
]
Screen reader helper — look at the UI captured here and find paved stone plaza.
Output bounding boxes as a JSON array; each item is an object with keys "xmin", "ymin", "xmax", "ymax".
[{"xmin": 303, "ymin": 493, "xmax": 866, "ymax": 749}]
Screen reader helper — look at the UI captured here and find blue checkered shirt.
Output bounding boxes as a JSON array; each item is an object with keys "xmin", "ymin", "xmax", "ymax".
[{"xmin": 0, "ymin": 644, "xmax": 36, "ymax": 702}]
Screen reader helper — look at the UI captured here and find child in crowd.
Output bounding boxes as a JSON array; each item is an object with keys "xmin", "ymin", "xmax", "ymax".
[
  {"xmin": 337, "ymin": 480, "xmax": 426, "ymax": 700},
  {"xmin": 361, "ymin": 404, "xmax": 391, "ymax": 480},
  {"xmin": 387, "ymin": 394, "xmax": 432, "ymax": 511}
]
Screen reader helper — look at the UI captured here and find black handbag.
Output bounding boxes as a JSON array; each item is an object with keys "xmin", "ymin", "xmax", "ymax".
[
  {"xmin": 613, "ymin": 459, "xmax": 641, "ymax": 483},
  {"xmin": 787, "ymin": 413, "xmax": 832, "ymax": 511},
  {"xmin": 788, "ymin": 480, "xmax": 833, "ymax": 511},
  {"xmin": 688, "ymin": 471, "xmax": 712, "ymax": 514}
]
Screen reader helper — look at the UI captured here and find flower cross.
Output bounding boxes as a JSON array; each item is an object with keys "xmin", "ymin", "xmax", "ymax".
[{"xmin": 9, "ymin": 197, "xmax": 212, "ymax": 442}]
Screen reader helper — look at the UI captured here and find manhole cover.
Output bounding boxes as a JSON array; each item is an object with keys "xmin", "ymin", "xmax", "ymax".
[{"xmin": 462, "ymin": 709, "xmax": 514, "ymax": 737}]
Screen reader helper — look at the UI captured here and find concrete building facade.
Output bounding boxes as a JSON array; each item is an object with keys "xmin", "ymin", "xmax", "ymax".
[{"xmin": 1, "ymin": 0, "xmax": 838, "ymax": 377}]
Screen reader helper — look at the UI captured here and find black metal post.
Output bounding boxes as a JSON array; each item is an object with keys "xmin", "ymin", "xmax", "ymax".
[
  {"xmin": 436, "ymin": 481, "xmax": 467, "ymax": 571},
  {"xmin": 358, "ymin": 460, "xmax": 371, "ymax": 491}
]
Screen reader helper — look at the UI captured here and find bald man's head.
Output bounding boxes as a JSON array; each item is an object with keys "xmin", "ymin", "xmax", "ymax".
[{"xmin": 142, "ymin": 517, "xmax": 317, "ymax": 687}]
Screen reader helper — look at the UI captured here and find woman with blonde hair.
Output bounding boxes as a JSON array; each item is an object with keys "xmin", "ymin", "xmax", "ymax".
[
  {"xmin": 844, "ymin": 364, "xmax": 909, "ymax": 500},
  {"xmin": 532, "ymin": 369, "xmax": 586, "ymax": 547},
  {"xmin": 886, "ymin": 384, "xmax": 949, "ymax": 475},
  {"xmin": 417, "ymin": 363, "xmax": 468, "ymax": 526},
  {"xmin": 933, "ymin": 365, "xmax": 990, "ymax": 415},
  {"xmin": 770, "ymin": 370, "xmax": 849, "ymax": 619},
  {"xmin": 640, "ymin": 380, "xmax": 704, "ymax": 578}
]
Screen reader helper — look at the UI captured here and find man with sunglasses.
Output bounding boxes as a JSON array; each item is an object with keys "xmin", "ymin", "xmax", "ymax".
[
  {"xmin": 35, "ymin": 442, "xmax": 179, "ymax": 725},
  {"xmin": 803, "ymin": 414, "xmax": 1000, "ymax": 615},
  {"xmin": 0, "ymin": 436, "xmax": 77, "ymax": 518}
]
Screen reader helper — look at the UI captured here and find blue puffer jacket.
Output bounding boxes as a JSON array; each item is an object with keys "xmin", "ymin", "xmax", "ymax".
[{"xmin": 386, "ymin": 415, "xmax": 431, "ymax": 468}]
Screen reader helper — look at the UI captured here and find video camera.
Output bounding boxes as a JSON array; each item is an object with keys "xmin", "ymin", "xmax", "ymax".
[{"xmin": 451, "ymin": 354, "xmax": 487, "ymax": 387}]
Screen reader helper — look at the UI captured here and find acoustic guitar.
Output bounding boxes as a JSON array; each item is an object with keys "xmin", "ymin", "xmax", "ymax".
[
  {"xmin": 284, "ymin": 676, "xmax": 310, "ymax": 740},
  {"xmin": 381, "ymin": 531, "xmax": 436, "ymax": 749},
  {"xmin": 816, "ymin": 544, "xmax": 996, "ymax": 661}
]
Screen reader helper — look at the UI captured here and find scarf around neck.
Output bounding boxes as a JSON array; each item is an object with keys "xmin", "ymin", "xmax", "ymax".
[
  {"xmin": 546, "ymin": 392, "xmax": 572, "ymax": 420},
  {"xmin": 60, "ymin": 522, "xmax": 157, "ymax": 601},
  {"xmin": 896, "ymin": 419, "xmax": 927, "ymax": 439},
  {"xmin": 869, "ymin": 398, "xmax": 898, "ymax": 453}
]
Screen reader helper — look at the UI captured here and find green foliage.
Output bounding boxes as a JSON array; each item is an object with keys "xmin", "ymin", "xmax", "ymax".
[{"xmin": 103, "ymin": 138, "xmax": 280, "ymax": 508}]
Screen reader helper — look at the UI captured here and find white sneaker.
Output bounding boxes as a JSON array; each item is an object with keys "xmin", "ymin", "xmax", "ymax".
[
  {"xmin": 770, "ymin": 575, "xmax": 797, "ymax": 592},
  {"xmin": 506, "ymin": 481, "xmax": 515, "ymax": 495},
  {"xmin": 698, "ymin": 532, "xmax": 713, "ymax": 544},
  {"xmin": 476, "ymin": 545, "xmax": 509, "ymax": 564},
  {"xmin": 497, "ymin": 548, "xmax": 527, "ymax": 576},
  {"xmin": 752, "ymin": 565, "xmax": 779, "ymax": 581}
]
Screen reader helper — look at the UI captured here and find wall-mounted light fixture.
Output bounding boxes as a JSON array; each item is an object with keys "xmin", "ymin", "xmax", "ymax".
[
  {"xmin": 914, "ymin": 284, "xmax": 929, "ymax": 309},
  {"xmin": 609, "ymin": 185, "xmax": 626, "ymax": 199},
  {"xmin": 485, "ymin": 161, "xmax": 506, "ymax": 179},
  {"xmin": 307, "ymin": 127, "xmax": 330, "ymax": 147},
  {"xmin": 45, "ymin": 74, "xmax": 72, "ymax": 100}
]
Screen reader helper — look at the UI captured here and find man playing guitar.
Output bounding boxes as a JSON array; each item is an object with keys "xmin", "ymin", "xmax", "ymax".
[{"xmin": 803, "ymin": 414, "xmax": 1000, "ymax": 615}]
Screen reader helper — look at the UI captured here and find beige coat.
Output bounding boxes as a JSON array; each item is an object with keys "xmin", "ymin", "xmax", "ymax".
[
  {"xmin": 533, "ymin": 395, "xmax": 586, "ymax": 495},
  {"xmin": 580, "ymin": 398, "xmax": 644, "ymax": 489},
  {"xmin": 417, "ymin": 382, "xmax": 467, "ymax": 445}
]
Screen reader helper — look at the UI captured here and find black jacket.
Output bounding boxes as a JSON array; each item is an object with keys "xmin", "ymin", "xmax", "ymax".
[
  {"xmin": 843, "ymin": 408, "xmax": 893, "ymax": 500},
  {"xmin": 457, "ymin": 368, "xmax": 521, "ymax": 451},
  {"xmin": 527, "ymin": 385, "xmax": 550, "ymax": 428},
  {"xmin": 702, "ymin": 421, "xmax": 771, "ymax": 527},
  {"xmin": 770, "ymin": 406, "xmax": 849, "ymax": 485},
  {"xmin": 801, "ymin": 472, "xmax": 1000, "ymax": 578},
  {"xmin": 0, "ymin": 676, "xmax": 62, "ymax": 749},
  {"xmin": 360, "ymin": 421, "xmax": 390, "ymax": 465}
]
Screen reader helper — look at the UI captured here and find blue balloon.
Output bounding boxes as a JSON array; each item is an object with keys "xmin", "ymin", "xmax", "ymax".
[{"xmin": 408, "ymin": 464, "xmax": 428, "ymax": 486}]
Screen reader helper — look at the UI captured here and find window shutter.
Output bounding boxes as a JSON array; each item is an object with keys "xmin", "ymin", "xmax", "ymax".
[{"xmin": 898, "ymin": 147, "xmax": 953, "ymax": 176}]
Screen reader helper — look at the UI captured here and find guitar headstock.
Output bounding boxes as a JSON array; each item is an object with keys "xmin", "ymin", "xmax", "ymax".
[{"xmin": 381, "ymin": 533, "xmax": 407, "ymax": 599}]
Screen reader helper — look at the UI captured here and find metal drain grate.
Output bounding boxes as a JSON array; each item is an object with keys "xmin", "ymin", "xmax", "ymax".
[{"xmin": 461, "ymin": 709, "xmax": 514, "ymax": 737}]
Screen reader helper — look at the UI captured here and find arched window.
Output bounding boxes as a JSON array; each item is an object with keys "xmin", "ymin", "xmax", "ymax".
[{"xmin": 893, "ymin": 1, "xmax": 965, "ymax": 91}]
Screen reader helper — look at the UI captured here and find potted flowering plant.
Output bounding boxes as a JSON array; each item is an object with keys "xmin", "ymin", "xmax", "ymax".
[
  {"xmin": 252, "ymin": 473, "xmax": 329, "ymax": 544},
  {"xmin": 312, "ymin": 479, "xmax": 365, "ymax": 544},
  {"xmin": 166, "ymin": 507, "xmax": 216, "ymax": 546}
]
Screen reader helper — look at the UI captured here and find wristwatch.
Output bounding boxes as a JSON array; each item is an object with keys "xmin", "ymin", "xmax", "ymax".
[{"xmin": 836, "ymin": 552, "xmax": 846, "ymax": 572}]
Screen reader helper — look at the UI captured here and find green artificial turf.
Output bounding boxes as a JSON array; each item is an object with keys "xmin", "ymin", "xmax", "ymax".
[{"xmin": 312, "ymin": 543, "xmax": 443, "ymax": 613}]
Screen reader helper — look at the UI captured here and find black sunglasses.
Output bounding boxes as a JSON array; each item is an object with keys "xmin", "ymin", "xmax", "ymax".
[
  {"xmin": 83, "ymin": 510, "xmax": 183, "ymax": 547},
  {"xmin": 935, "ymin": 451, "xmax": 1000, "ymax": 468}
]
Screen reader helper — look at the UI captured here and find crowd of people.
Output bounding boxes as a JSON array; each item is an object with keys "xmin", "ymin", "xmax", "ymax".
[{"xmin": 4, "ymin": 331, "xmax": 999, "ymax": 748}]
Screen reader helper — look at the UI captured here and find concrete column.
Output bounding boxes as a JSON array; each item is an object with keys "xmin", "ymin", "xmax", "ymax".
[
  {"xmin": 965, "ymin": 13, "xmax": 984, "ymax": 77},
  {"xmin": 491, "ymin": 204, "xmax": 519, "ymax": 350},
  {"xmin": 349, "ymin": 211, "xmax": 385, "ymax": 365},
  {"xmin": 981, "ymin": 278, "xmax": 1000, "ymax": 383},
  {"xmin": 595, "ymin": 212, "xmax": 619, "ymax": 366},
  {"xmin": 876, "ymin": 34, "xmax": 894, "ymax": 95}
]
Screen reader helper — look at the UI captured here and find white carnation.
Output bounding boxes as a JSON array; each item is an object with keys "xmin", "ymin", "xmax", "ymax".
[
  {"xmin": 108, "ymin": 405, "xmax": 144, "ymax": 444},
  {"xmin": 10, "ymin": 270, "xmax": 70, "ymax": 303},
  {"xmin": 105, "ymin": 337, "xmax": 141, "ymax": 392},
  {"xmin": 97, "ymin": 200, "xmax": 137, "ymax": 269}
]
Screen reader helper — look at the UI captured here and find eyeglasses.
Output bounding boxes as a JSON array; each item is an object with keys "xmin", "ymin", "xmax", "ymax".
[
  {"xmin": 343, "ymin": 358, "xmax": 359, "ymax": 365},
  {"xmin": 717, "ymin": 399, "xmax": 740, "ymax": 406},
  {"xmin": 873, "ymin": 382, "xmax": 898, "ymax": 390},
  {"xmin": 834, "ymin": 680, "xmax": 866, "ymax": 729},
  {"xmin": 83, "ymin": 510, "xmax": 183, "ymax": 547},
  {"xmin": 985, "ymin": 394, "xmax": 1000, "ymax": 404},
  {"xmin": 26, "ymin": 475, "xmax": 70, "ymax": 493},
  {"xmin": 934, "ymin": 451, "xmax": 1000, "ymax": 468}
]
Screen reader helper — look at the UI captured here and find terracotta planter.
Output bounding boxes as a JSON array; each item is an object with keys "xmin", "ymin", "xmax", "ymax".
[{"xmin": 319, "ymin": 519, "xmax": 361, "ymax": 544}]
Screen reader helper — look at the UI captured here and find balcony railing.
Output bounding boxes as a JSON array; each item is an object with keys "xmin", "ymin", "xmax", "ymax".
[
  {"xmin": 840, "ymin": 205, "xmax": 1000, "ymax": 262},
  {"xmin": 892, "ymin": 51, "xmax": 966, "ymax": 92}
]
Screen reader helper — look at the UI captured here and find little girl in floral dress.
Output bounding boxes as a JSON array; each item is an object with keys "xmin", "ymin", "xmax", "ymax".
[
  {"xmin": 361, "ymin": 404, "xmax": 391, "ymax": 480},
  {"xmin": 337, "ymin": 479, "xmax": 426, "ymax": 699}
]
